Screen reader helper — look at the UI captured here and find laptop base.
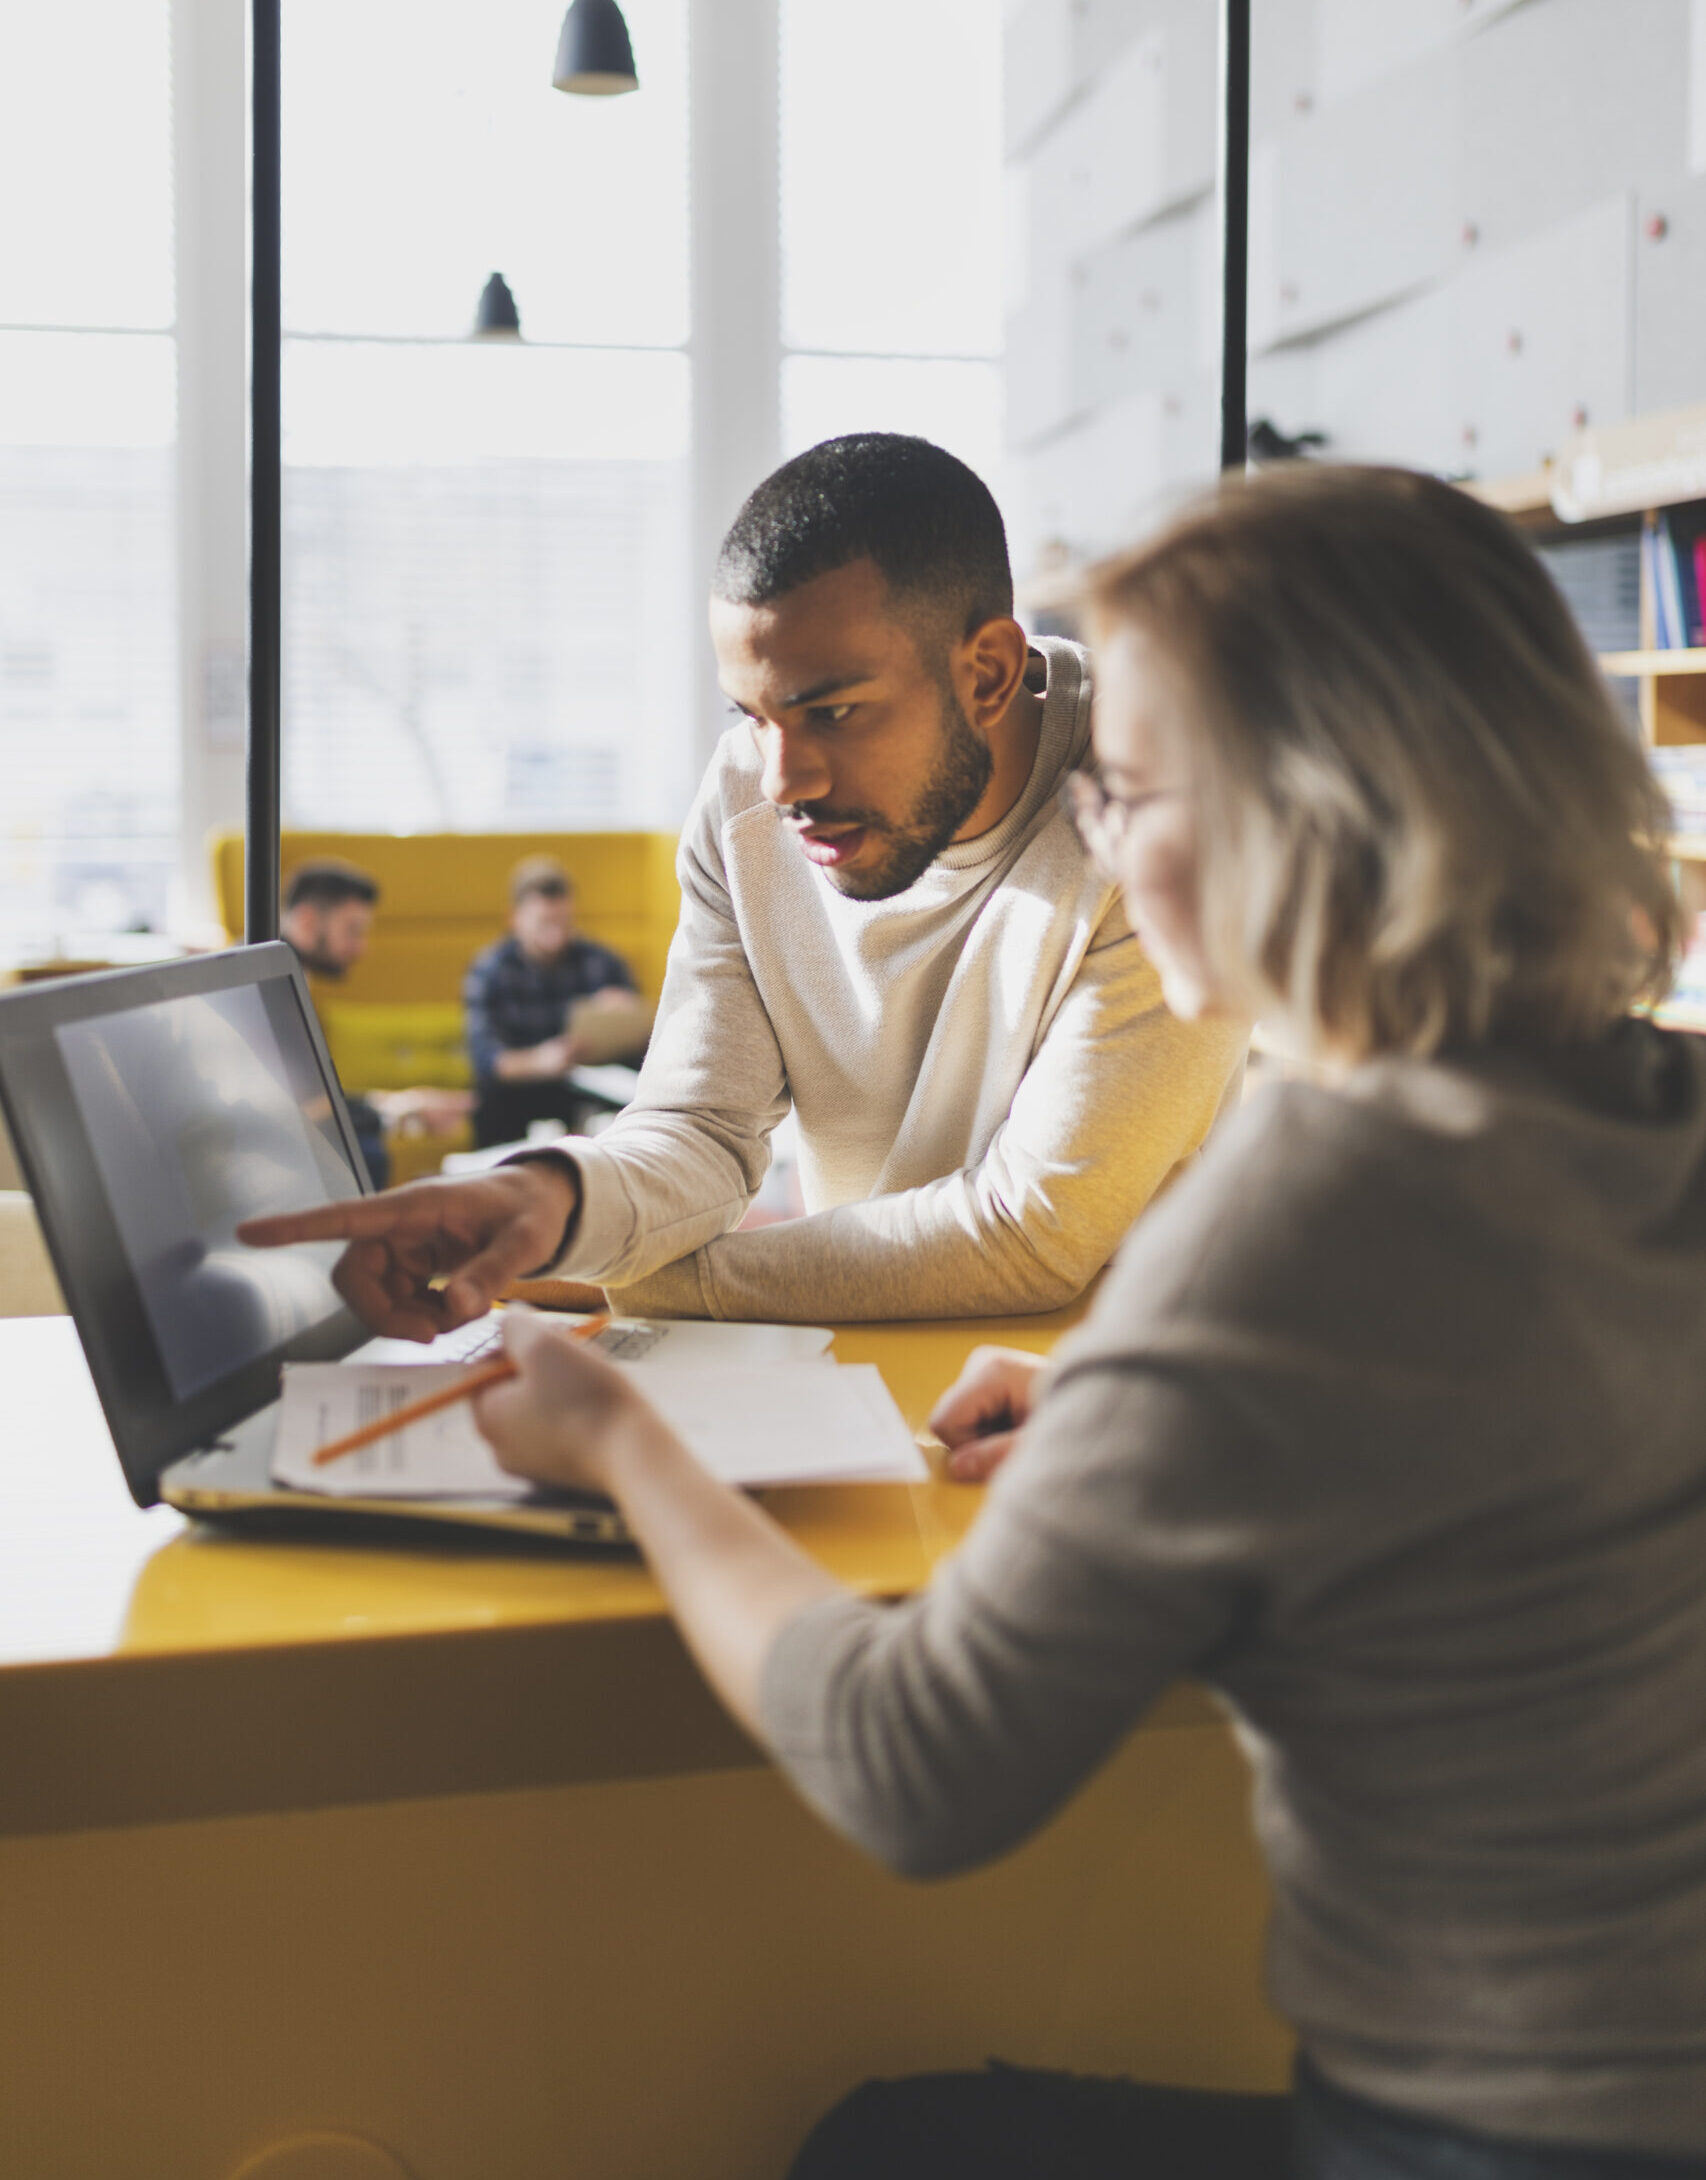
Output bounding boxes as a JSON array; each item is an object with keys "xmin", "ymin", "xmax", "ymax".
[{"xmin": 163, "ymin": 1402, "xmax": 633, "ymax": 1547}]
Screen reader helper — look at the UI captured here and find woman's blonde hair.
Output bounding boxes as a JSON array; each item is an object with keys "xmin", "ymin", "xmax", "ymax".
[{"xmin": 1084, "ymin": 465, "xmax": 1679, "ymax": 1061}]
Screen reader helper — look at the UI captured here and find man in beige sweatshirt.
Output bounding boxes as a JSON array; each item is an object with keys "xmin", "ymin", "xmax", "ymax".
[{"xmin": 242, "ymin": 435, "xmax": 1244, "ymax": 1324}]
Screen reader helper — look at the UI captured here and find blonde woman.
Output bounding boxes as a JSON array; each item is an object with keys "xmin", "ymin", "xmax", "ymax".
[{"xmin": 475, "ymin": 467, "xmax": 1706, "ymax": 2179}]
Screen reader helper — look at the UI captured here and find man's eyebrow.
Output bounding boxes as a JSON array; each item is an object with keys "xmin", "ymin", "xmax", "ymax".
[
  {"xmin": 781, "ymin": 671, "xmax": 878, "ymax": 709},
  {"xmin": 720, "ymin": 670, "xmax": 882, "ymax": 715}
]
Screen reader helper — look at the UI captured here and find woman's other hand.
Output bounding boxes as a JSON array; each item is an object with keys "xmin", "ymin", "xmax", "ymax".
[{"xmin": 928, "ymin": 1346, "xmax": 1047, "ymax": 1481}]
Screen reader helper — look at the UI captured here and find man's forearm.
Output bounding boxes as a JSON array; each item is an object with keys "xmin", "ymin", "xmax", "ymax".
[
  {"xmin": 609, "ymin": 1006, "xmax": 1248, "ymax": 1323},
  {"xmin": 534, "ymin": 1105, "xmax": 780, "ymax": 1297},
  {"xmin": 610, "ymin": 1178, "xmax": 1096, "ymax": 1324}
]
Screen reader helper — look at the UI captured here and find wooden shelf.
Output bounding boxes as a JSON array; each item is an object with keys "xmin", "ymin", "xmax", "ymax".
[
  {"xmin": 1550, "ymin": 402, "xmax": 1706, "ymax": 523},
  {"xmin": 1464, "ymin": 468, "xmax": 1554, "ymax": 521},
  {"xmin": 1670, "ymin": 835, "xmax": 1706, "ymax": 863},
  {"xmin": 1600, "ymin": 648, "xmax": 1706, "ymax": 677}
]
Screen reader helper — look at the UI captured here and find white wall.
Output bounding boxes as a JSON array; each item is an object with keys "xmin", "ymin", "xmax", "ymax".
[{"xmin": 1004, "ymin": 0, "xmax": 1706, "ymax": 584}]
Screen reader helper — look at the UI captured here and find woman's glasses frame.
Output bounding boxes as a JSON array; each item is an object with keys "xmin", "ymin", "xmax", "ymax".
[{"xmin": 1062, "ymin": 766, "xmax": 1143, "ymax": 874}]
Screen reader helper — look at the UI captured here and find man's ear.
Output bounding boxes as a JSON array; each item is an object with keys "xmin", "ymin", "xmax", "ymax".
[{"xmin": 958, "ymin": 615, "xmax": 1030, "ymax": 732}]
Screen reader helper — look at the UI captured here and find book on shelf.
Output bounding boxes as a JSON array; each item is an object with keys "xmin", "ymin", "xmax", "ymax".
[
  {"xmin": 1650, "ymin": 506, "xmax": 1706, "ymax": 649},
  {"xmin": 1650, "ymin": 745, "xmax": 1706, "ymax": 836},
  {"xmin": 1671, "ymin": 914, "xmax": 1706, "ymax": 1011},
  {"xmin": 1534, "ymin": 531, "xmax": 1641, "ymax": 656}
]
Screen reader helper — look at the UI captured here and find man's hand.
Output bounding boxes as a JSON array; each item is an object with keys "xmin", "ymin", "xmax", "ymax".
[
  {"xmin": 235, "ymin": 1162, "xmax": 581, "ymax": 1340},
  {"xmin": 928, "ymin": 1345, "xmax": 1047, "ymax": 1482}
]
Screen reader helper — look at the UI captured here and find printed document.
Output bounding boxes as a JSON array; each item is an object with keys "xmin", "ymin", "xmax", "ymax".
[{"xmin": 271, "ymin": 1356, "xmax": 926, "ymax": 1498}]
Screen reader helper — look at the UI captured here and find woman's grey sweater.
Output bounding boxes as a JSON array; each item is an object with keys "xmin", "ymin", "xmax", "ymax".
[{"xmin": 761, "ymin": 1023, "xmax": 1706, "ymax": 2157}]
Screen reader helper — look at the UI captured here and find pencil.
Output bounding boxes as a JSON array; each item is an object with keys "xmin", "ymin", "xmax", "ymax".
[{"xmin": 309, "ymin": 1313, "xmax": 612, "ymax": 1467}]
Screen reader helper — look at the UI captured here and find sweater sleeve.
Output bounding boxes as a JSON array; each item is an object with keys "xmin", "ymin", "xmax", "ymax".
[
  {"xmin": 757, "ymin": 1345, "xmax": 1259, "ymax": 1879},
  {"xmin": 545, "ymin": 778, "xmax": 791, "ymax": 1287},
  {"xmin": 611, "ymin": 915, "xmax": 1247, "ymax": 1321}
]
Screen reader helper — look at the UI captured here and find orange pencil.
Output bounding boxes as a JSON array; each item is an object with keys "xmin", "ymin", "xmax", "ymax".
[{"xmin": 309, "ymin": 1314, "xmax": 612, "ymax": 1468}]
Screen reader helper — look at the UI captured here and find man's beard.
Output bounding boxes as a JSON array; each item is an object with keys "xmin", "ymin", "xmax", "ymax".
[
  {"xmin": 795, "ymin": 680, "xmax": 995, "ymax": 902},
  {"xmin": 290, "ymin": 938, "xmax": 348, "ymax": 979}
]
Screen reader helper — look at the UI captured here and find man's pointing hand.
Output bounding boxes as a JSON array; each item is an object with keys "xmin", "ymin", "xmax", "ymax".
[{"xmin": 237, "ymin": 1160, "xmax": 581, "ymax": 1341}]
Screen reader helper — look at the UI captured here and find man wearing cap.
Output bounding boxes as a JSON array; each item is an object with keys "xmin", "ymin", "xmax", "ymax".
[
  {"xmin": 463, "ymin": 855, "xmax": 649, "ymax": 1148},
  {"xmin": 243, "ymin": 434, "xmax": 1245, "ymax": 1326}
]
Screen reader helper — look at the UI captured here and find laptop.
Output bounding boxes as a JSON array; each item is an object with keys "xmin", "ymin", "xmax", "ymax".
[{"xmin": 0, "ymin": 943, "xmax": 628, "ymax": 1544}]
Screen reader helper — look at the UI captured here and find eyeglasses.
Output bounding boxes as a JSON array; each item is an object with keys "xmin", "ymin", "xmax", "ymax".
[{"xmin": 1062, "ymin": 767, "xmax": 1147, "ymax": 867}]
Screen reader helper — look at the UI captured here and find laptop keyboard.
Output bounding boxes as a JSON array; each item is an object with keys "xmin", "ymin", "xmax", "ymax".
[
  {"xmin": 442, "ymin": 1317, "xmax": 505, "ymax": 1363},
  {"xmin": 362, "ymin": 1310, "xmax": 623, "ymax": 1367}
]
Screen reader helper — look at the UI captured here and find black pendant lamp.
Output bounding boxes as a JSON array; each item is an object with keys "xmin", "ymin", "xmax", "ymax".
[
  {"xmin": 473, "ymin": 272, "xmax": 522, "ymax": 339},
  {"xmin": 552, "ymin": 0, "xmax": 639, "ymax": 95}
]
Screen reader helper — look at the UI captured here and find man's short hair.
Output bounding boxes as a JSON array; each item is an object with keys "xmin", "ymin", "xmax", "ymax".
[
  {"xmin": 509, "ymin": 853, "xmax": 572, "ymax": 906},
  {"xmin": 283, "ymin": 859, "xmax": 379, "ymax": 912},
  {"xmin": 713, "ymin": 434, "xmax": 1014, "ymax": 644}
]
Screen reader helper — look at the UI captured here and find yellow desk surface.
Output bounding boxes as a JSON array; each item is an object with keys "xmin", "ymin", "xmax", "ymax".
[
  {"xmin": 0, "ymin": 1311, "xmax": 1287, "ymax": 2179},
  {"xmin": 1, "ymin": 1311, "xmax": 1014, "ymax": 1661},
  {"xmin": 0, "ymin": 1306, "xmax": 1215, "ymax": 1838}
]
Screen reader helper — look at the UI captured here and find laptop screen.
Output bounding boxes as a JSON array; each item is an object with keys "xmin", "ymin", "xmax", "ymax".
[
  {"xmin": 55, "ymin": 981, "xmax": 361, "ymax": 1403},
  {"xmin": 0, "ymin": 944, "xmax": 372, "ymax": 1504}
]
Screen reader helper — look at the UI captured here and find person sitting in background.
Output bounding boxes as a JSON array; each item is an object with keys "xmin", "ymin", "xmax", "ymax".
[
  {"xmin": 469, "ymin": 467, "xmax": 1706, "ymax": 2178},
  {"xmin": 281, "ymin": 858, "xmax": 473, "ymax": 1188},
  {"xmin": 280, "ymin": 859, "xmax": 388, "ymax": 1185},
  {"xmin": 279, "ymin": 858, "xmax": 378, "ymax": 981},
  {"xmin": 462, "ymin": 855, "xmax": 650, "ymax": 1149}
]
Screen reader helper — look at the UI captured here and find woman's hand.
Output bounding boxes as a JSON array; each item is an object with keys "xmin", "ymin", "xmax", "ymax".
[
  {"xmin": 476, "ymin": 1306, "xmax": 842, "ymax": 1745},
  {"xmin": 928, "ymin": 1346, "xmax": 1047, "ymax": 1481},
  {"xmin": 472, "ymin": 1307, "xmax": 665, "ymax": 1497}
]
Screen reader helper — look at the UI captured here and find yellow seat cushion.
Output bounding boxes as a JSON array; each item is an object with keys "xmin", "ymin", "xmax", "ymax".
[{"xmin": 318, "ymin": 1001, "xmax": 472, "ymax": 1092}]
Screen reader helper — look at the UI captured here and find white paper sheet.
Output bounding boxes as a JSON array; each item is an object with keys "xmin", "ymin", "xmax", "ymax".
[
  {"xmin": 355, "ymin": 1312, "xmax": 834, "ymax": 1370},
  {"xmin": 271, "ymin": 1358, "xmax": 925, "ymax": 1499}
]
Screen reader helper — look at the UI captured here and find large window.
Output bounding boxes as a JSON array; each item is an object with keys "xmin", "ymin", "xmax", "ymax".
[
  {"xmin": 0, "ymin": 1, "xmax": 177, "ymax": 948},
  {"xmin": 0, "ymin": 0, "xmax": 1008, "ymax": 949},
  {"xmin": 780, "ymin": 0, "xmax": 1004, "ymax": 493},
  {"xmin": 279, "ymin": 0, "xmax": 692, "ymax": 832}
]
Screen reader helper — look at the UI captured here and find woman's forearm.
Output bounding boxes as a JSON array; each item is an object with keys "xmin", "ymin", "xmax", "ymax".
[{"xmin": 602, "ymin": 1414, "xmax": 844, "ymax": 1741}]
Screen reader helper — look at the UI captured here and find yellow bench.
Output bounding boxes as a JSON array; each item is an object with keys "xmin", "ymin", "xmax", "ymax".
[{"xmin": 212, "ymin": 830, "xmax": 680, "ymax": 1175}]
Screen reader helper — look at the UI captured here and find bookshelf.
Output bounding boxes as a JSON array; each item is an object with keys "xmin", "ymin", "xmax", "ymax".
[
  {"xmin": 1473, "ymin": 405, "xmax": 1706, "ymax": 1030},
  {"xmin": 1477, "ymin": 402, "xmax": 1706, "ymax": 756},
  {"xmin": 1024, "ymin": 406, "xmax": 1706, "ymax": 1038}
]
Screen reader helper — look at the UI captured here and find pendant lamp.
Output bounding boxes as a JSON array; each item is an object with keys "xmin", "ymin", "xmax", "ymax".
[
  {"xmin": 552, "ymin": 0, "xmax": 639, "ymax": 95},
  {"xmin": 472, "ymin": 272, "xmax": 522, "ymax": 340}
]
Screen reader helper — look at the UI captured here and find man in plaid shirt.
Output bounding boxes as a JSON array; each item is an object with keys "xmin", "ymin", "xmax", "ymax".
[{"xmin": 463, "ymin": 855, "xmax": 647, "ymax": 1147}]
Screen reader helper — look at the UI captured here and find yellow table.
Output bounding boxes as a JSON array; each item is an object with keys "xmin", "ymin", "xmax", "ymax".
[{"xmin": 0, "ymin": 1313, "xmax": 1286, "ymax": 2180}]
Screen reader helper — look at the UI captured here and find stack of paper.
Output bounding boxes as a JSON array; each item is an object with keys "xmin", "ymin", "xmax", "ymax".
[{"xmin": 270, "ymin": 1316, "xmax": 927, "ymax": 1501}]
